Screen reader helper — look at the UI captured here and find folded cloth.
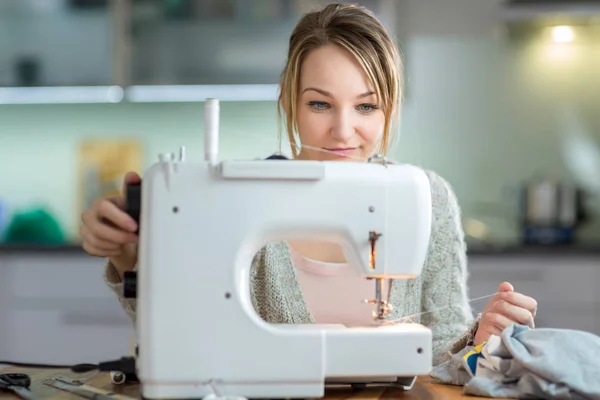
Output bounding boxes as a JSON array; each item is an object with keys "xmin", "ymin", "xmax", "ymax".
[{"xmin": 430, "ymin": 323, "xmax": 600, "ymax": 399}]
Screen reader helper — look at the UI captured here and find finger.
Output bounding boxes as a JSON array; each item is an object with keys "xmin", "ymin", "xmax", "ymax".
[
  {"xmin": 492, "ymin": 299, "xmax": 534, "ymax": 327},
  {"xmin": 483, "ymin": 290, "xmax": 511, "ymax": 311},
  {"xmin": 481, "ymin": 317, "xmax": 504, "ymax": 337},
  {"xmin": 108, "ymin": 194, "xmax": 125, "ymax": 210},
  {"xmin": 86, "ymin": 213, "xmax": 138, "ymax": 244},
  {"xmin": 496, "ymin": 281, "xmax": 514, "ymax": 294},
  {"xmin": 80, "ymin": 228, "xmax": 122, "ymax": 257},
  {"xmin": 95, "ymin": 198, "xmax": 138, "ymax": 232},
  {"xmin": 82, "ymin": 240, "xmax": 122, "ymax": 257},
  {"xmin": 502, "ymin": 292, "xmax": 538, "ymax": 314},
  {"xmin": 122, "ymin": 171, "xmax": 141, "ymax": 198},
  {"xmin": 484, "ymin": 312, "xmax": 514, "ymax": 332},
  {"xmin": 80, "ymin": 225, "xmax": 123, "ymax": 252},
  {"xmin": 84, "ymin": 221, "xmax": 138, "ymax": 248}
]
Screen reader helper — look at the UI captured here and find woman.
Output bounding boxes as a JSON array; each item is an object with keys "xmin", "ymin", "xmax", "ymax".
[{"xmin": 80, "ymin": 3, "xmax": 537, "ymax": 366}]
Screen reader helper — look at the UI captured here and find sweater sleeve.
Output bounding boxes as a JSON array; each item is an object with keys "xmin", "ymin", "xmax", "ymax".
[
  {"xmin": 420, "ymin": 170, "xmax": 479, "ymax": 366},
  {"xmin": 104, "ymin": 260, "xmax": 137, "ymax": 323}
]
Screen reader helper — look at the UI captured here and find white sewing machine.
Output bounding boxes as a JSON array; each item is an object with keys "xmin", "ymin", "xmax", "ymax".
[{"xmin": 123, "ymin": 99, "xmax": 433, "ymax": 399}]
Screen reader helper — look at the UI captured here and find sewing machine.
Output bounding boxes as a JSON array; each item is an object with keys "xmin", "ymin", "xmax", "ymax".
[{"xmin": 123, "ymin": 99, "xmax": 434, "ymax": 399}]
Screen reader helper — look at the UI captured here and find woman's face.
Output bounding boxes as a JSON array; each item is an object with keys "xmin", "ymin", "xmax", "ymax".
[{"xmin": 294, "ymin": 43, "xmax": 385, "ymax": 162}]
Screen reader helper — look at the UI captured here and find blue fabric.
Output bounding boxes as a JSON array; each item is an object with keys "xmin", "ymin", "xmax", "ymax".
[{"xmin": 462, "ymin": 342, "xmax": 485, "ymax": 376}]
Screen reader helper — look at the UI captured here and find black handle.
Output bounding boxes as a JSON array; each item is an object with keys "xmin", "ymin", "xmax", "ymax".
[
  {"xmin": 123, "ymin": 271, "xmax": 137, "ymax": 299},
  {"xmin": 125, "ymin": 182, "xmax": 142, "ymax": 232}
]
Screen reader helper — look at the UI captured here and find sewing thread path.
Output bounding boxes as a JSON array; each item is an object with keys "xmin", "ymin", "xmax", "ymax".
[
  {"xmin": 390, "ymin": 292, "xmax": 501, "ymax": 323},
  {"xmin": 288, "ymin": 143, "xmax": 369, "ymax": 161}
]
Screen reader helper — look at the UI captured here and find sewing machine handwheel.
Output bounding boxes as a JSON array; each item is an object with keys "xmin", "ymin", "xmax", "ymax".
[{"xmin": 125, "ymin": 182, "xmax": 141, "ymax": 232}]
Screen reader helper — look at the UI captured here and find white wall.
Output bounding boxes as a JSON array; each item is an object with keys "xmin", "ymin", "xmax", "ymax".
[{"xmin": 395, "ymin": 0, "xmax": 600, "ymax": 243}]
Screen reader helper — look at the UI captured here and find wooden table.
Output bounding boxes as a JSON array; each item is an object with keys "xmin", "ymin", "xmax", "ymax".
[{"xmin": 0, "ymin": 367, "xmax": 505, "ymax": 399}]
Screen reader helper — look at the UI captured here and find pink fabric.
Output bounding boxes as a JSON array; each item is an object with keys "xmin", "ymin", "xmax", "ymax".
[{"xmin": 290, "ymin": 247, "xmax": 380, "ymax": 327}]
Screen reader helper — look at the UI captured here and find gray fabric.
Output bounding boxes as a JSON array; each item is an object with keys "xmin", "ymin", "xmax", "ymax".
[
  {"xmin": 429, "ymin": 346, "xmax": 474, "ymax": 386},
  {"xmin": 431, "ymin": 323, "xmax": 600, "ymax": 399}
]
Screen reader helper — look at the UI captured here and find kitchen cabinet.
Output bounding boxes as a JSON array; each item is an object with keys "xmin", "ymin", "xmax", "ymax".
[
  {"xmin": 128, "ymin": 0, "xmax": 400, "ymax": 86},
  {"xmin": 0, "ymin": 252, "xmax": 133, "ymax": 365},
  {"xmin": 0, "ymin": 0, "xmax": 402, "ymax": 89},
  {"xmin": 467, "ymin": 254, "xmax": 600, "ymax": 336},
  {"xmin": 0, "ymin": 0, "xmax": 113, "ymax": 87}
]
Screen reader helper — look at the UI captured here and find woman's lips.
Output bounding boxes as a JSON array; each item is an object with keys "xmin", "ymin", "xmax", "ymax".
[{"xmin": 323, "ymin": 147, "xmax": 357, "ymax": 156}]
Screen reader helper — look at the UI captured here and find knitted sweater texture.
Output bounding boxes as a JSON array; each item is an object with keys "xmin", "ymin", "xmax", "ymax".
[{"xmin": 104, "ymin": 167, "xmax": 479, "ymax": 366}]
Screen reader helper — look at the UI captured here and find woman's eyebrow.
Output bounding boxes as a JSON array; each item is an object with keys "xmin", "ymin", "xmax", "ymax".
[
  {"xmin": 301, "ymin": 87, "xmax": 375, "ymax": 99},
  {"xmin": 302, "ymin": 87, "xmax": 332, "ymax": 97}
]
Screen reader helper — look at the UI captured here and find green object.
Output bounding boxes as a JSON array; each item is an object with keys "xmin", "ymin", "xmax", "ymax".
[{"xmin": 2, "ymin": 207, "xmax": 66, "ymax": 245}]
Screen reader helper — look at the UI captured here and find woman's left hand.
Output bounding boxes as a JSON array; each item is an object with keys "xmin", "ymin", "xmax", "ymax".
[{"xmin": 474, "ymin": 282, "xmax": 538, "ymax": 345}]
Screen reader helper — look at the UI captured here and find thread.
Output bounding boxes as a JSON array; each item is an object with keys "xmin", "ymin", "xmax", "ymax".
[
  {"xmin": 288, "ymin": 143, "xmax": 369, "ymax": 162},
  {"xmin": 387, "ymin": 292, "xmax": 501, "ymax": 324}
]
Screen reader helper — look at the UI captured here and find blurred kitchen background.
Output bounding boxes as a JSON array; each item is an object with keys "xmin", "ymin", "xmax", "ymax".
[{"xmin": 1, "ymin": 0, "xmax": 600, "ymax": 366}]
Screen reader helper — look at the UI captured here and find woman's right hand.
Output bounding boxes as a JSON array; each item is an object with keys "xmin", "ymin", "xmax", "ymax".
[{"xmin": 80, "ymin": 171, "xmax": 141, "ymax": 277}]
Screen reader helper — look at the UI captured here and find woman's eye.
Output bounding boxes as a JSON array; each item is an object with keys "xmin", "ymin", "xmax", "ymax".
[
  {"xmin": 357, "ymin": 103, "xmax": 378, "ymax": 113},
  {"xmin": 308, "ymin": 101, "xmax": 329, "ymax": 111}
]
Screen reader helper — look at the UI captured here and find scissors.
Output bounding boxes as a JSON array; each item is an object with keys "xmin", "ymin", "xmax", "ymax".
[{"xmin": 0, "ymin": 373, "xmax": 37, "ymax": 400}]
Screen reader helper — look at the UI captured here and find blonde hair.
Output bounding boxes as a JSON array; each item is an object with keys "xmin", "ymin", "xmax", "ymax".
[{"xmin": 278, "ymin": 3, "xmax": 404, "ymax": 158}]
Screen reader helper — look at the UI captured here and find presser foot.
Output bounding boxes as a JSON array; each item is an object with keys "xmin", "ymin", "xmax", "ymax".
[{"xmin": 364, "ymin": 277, "xmax": 393, "ymax": 321}]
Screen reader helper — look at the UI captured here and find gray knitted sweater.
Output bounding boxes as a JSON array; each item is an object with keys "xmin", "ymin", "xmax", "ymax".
[{"xmin": 104, "ymin": 168, "xmax": 479, "ymax": 366}]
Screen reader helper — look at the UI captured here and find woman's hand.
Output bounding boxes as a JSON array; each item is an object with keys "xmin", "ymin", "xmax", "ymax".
[
  {"xmin": 474, "ymin": 282, "xmax": 538, "ymax": 345},
  {"xmin": 80, "ymin": 171, "xmax": 141, "ymax": 277}
]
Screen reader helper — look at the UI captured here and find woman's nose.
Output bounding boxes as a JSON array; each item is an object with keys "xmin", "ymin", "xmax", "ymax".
[{"xmin": 330, "ymin": 110, "xmax": 355, "ymax": 141}]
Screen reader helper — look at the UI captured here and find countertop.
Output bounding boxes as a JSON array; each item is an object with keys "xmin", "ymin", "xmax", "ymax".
[
  {"xmin": 2, "ymin": 242, "xmax": 600, "ymax": 257},
  {"xmin": 0, "ymin": 243, "xmax": 86, "ymax": 254},
  {"xmin": 0, "ymin": 366, "xmax": 509, "ymax": 399}
]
